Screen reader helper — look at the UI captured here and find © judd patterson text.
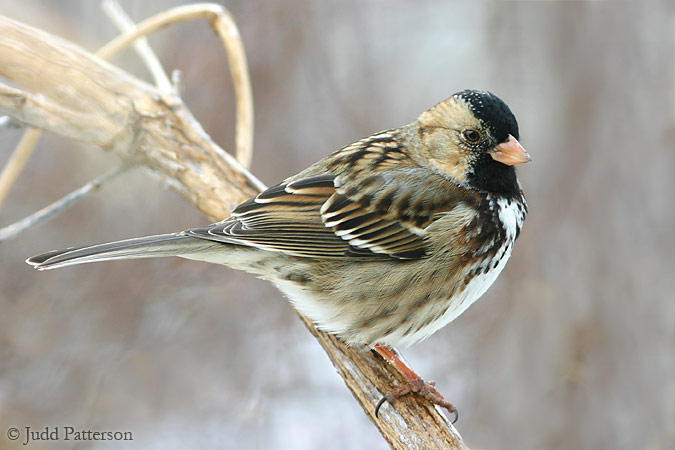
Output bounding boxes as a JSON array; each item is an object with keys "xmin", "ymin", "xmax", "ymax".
[{"xmin": 6, "ymin": 426, "xmax": 133, "ymax": 446}]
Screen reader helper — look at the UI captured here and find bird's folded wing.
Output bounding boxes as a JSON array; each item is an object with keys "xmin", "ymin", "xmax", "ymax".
[
  {"xmin": 184, "ymin": 169, "xmax": 464, "ymax": 260},
  {"xmin": 186, "ymin": 175, "xmax": 348, "ymax": 257}
]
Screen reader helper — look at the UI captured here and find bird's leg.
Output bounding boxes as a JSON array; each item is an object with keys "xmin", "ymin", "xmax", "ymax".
[{"xmin": 373, "ymin": 344, "xmax": 457, "ymax": 421}]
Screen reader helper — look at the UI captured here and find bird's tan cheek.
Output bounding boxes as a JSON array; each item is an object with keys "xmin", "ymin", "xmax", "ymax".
[
  {"xmin": 427, "ymin": 155, "xmax": 469, "ymax": 183},
  {"xmin": 419, "ymin": 128, "xmax": 471, "ymax": 183}
]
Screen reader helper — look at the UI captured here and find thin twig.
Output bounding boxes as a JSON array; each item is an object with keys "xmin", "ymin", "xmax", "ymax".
[
  {"xmin": 209, "ymin": 7, "xmax": 254, "ymax": 168},
  {"xmin": 0, "ymin": 129, "xmax": 42, "ymax": 211},
  {"xmin": 97, "ymin": 3, "xmax": 254, "ymax": 168},
  {"xmin": 101, "ymin": 0, "xmax": 174, "ymax": 94},
  {"xmin": 0, "ymin": 165, "xmax": 128, "ymax": 242}
]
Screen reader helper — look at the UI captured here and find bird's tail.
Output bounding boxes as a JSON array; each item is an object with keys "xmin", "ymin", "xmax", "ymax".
[{"xmin": 26, "ymin": 233, "xmax": 214, "ymax": 270}]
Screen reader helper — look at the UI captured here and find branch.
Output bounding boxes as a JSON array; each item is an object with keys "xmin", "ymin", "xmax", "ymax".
[
  {"xmin": 96, "ymin": 3, "xmax": 253, "ymax": 168},
  {"xmin": 0, "ymin": 11, "xmax": 263, "ymax": 219},
  {"xmin": 0, "ymin": 165, "xmax": 128, "ymax": 242},
  {"xmin": 0, "ymin": 10, "xmax": 467, "ymax": 449},
  {"xmin": 0, "ymin": 128, "xmax": 41, "ymax": 208},
  {"xmin": 101, "ymin": 0, "xmax": 175, "ymax": 94}
]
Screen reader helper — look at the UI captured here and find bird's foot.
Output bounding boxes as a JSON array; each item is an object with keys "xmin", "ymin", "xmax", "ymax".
[
  {"xmin": 373, "ymin": 344, "xmax": 457, "ymax": 422},
  {"xmin": 375, "ymin": 378, "xmax": 457, "ymax": 421}
]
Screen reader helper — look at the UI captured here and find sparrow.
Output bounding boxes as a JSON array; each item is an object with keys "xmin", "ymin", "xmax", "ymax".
[{"xmin": 27, "ymin": 89, "xmax": 530, "ymax": 418}]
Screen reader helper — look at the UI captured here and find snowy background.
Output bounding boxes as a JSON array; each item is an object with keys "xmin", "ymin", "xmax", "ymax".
[{"xmin": 1, "ymin": 1, "xmax": 673, "ymax": 449}]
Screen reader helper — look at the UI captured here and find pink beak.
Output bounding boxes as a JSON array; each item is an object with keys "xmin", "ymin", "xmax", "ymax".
[{"xmin": 490, "ymin": 135, "xmax": 531, "ymax": 166}]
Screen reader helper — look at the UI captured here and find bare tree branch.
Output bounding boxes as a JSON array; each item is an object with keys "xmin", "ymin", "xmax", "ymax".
[
  {"xmin": 101, "ymin": 0, "xmax": 175, "ymax": 94},
  {"xmin": 0, "ymin": 10, "xmax": 467, "ymax": 450},
  {"xmin": 0, "ymin": 12, "xmax": 263, "ymax": 219},
  {"xmin": 0, "ymin": 3, "xmax": 256, "ymax": 219},
  {"xmin": 96, "ymin": 3, "xmax": 254, "ymax": 168},
  {"xmin": 0, "ymin": 165, "xmax": 128, "ymax": 242},
  {"xmin": 0, "ymin": 128, "xmax": 41, "ymax": 209}
]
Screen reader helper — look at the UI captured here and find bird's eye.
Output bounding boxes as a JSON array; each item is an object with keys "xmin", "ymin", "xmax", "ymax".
[{"xmin": 463, "ymin": 129, "xmax": 481, "ymax": 143}]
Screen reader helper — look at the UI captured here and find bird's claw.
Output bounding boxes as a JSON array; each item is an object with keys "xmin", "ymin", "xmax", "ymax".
[{"xmin": 374, "ymin": 379, "xmax": 458, "ymax": 423}]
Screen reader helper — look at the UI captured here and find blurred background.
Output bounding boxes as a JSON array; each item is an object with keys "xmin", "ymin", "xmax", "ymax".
[{"xmin": 0, "ymin": 1, "xmax": 673, "ymax": 449}]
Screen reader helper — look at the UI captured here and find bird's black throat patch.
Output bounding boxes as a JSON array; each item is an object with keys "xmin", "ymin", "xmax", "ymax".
[{"xmin": 468, "ymin": 153, "xmax": 521, "ymax": 195}]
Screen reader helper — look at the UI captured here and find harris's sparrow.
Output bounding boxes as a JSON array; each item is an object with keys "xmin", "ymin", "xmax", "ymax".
[{"xmin": 27, "ymin": 90, "xmax": 530, "ymax": 417}]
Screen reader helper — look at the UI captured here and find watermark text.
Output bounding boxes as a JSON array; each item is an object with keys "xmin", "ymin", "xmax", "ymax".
[{"xmin": 6, "ymin": 426, "xmax": 133, "ymax": 446}]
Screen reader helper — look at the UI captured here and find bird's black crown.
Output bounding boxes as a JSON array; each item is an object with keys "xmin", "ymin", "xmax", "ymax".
[{"xmin": 455, "ymin": 90, "xmax": 519, "ymax": 143}]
